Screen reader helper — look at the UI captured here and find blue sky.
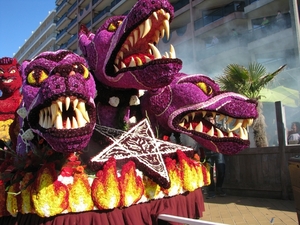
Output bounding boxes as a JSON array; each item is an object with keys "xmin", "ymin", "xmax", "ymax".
[{"xmin": 0, "ymin": 1, "xmax": 55, "ymax": 58}]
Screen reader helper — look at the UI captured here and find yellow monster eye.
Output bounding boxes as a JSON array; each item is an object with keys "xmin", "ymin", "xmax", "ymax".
[
  {"xmin": 72, "ymin": 64, "xmax": 89, "ymax": 79},
  {"xmin": 107, "ymin": 20, "xmax": 123, "ymax": 32},
  {"xmin": 10, "ymin": 69, "xmax": 16, "ymax": 73},
  {"xmin": 27, "ymin": 69, "xmax": 48, "ymax": 86},
  {"xmin": 196, "ymin": 82, "xmax": 213, "ymax": 95}
]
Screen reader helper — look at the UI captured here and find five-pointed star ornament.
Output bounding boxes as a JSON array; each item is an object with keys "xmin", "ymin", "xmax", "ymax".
[{"xmin": 91, "ymin": 119, "xmax": 194, "ymax": 189}]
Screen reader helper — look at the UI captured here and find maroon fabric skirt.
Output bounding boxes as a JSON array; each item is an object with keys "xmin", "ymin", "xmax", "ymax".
[{"xmin": 0, "ymin": 188, "xmax": 204, "ymax": 225}]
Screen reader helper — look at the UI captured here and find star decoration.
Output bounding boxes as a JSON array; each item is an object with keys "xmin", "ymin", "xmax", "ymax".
[{"xmin": 91, "ymin": 119, "xmax": 194, "ymax": 189}]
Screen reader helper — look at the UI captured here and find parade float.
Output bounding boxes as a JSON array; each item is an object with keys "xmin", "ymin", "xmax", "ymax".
[{"xmin": 0, "ymin": 0, "xmax": 258, "ymax": 224}]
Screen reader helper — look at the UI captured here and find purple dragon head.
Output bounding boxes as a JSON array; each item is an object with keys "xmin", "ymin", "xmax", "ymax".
[
  {"xmin": 78, "ymin": 0, "xmax": 182, "ymax": 90},
  {"xmin": 142, "ymin": 73, "xmax": 258, "ymax": 155},
  {"xmin": 18, "ymin": 50, "xmax": 96, "ymax": 154}
]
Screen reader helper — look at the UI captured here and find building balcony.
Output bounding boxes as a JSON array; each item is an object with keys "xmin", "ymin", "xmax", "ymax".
[
  {"xmin": 56, "ymin": 28, "xmax": 70, "ymax": 45},
  {"xmin": 56, "ymin": 12, "xmax": 71, "ymax": 30},
  {"xmin": 92, "ymin": 6, "xmax": 110, "ymax": 27},
  {"xmin": 56, "ymin": 0, "xmax": 68, "ymax": 17}
]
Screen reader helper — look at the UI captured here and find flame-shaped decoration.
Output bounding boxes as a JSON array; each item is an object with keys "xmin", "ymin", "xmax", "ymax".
[
  {"xmin": 162, "ymin": 157, "xmax": 182, "ymax": 195},
  {"xmin": 143, "ymin": 176, "xmax": 161, "ymax": 200},
  {"xmin": 177, "ymin": 150, "xmax": 200, "ymax": 192},
  {"xmin": 68, "ymin": 167, "xmax": 94, "ymax": 212},
  {"xmin": 20, "ymin": 172, "xmax": 34, "ymax": 214},
  {"xmin": 31, "ymin": 163, "xmax": 69, "ymax": 217},
  {"xmin": 91, "ymin": 157, "xmax": 121, "ymax": 209},
  {"xmin": 6, "ymin": 182, "xmax": 19, "ymax": 217},
  {"xmin": 120, "ymin": 161, "xmax": 144, "ymax": 207}
]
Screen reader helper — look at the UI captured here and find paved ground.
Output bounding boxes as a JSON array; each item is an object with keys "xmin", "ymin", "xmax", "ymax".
[{"xmin": 200, "ymin": 194, "xmax": 298, "ymax": 225}]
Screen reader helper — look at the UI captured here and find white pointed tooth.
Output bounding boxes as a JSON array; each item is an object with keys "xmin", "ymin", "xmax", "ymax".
[
  {"xmin": 129, "ymin": 116, "xmax": 137, "ymax": 124},
  {"xmin": 57, "ymin": 100, "xmax": 63, "ymax": 112},
  {"xmin": 160, "ymin": 28, "xmax": 165, "ymax": 38},
  {"xmin": 247, "ymin": 118, "xmax": 253, "ymax": 126},
  {"xmin": 114, "ymin": 65, "xmax": 119, "ymax": 73},
  {"xmin": 123, "ymin": 44, "xmax": 129, "ymax": 51},
  {"xmin": 144, "ymin": 56, "xmax": 151, "ymax": 63},
  {"xmin": 183, "ymin": 115, "xmax": 189, "ymax": 122},
  {"xmin": 65, "ymin": 97, "xmax": 70, "ymax": 111},
  {"xmin": 128, "ymin": 36, "xmax": 134, "ymax": 47},
  {"xmin": 195, "ymin": 122, "xmax": 203, "ymax": 132},
  {"xmin": 129, "ymin": 57, "xmax": 136, "ymax": 67},
  {"xmin": 47, "ymin": 116, "xmax": 53, "ymax": 128},
  {"xmin": 169, "ymin": 44, "xmax": 176, "ymax": 58},
  {"xmin": 212, "ymin": 112, "xmax": 216, "ymax": 118},
  {"xmin": 153, "ymin": 11, "xmax": 158, "ymax": 20},
  {"xmin": 165, "ymin": 12, "xmax": 170, "ymax": 20},
  {"xmin": 239, "ymin": 127, "xmax": 246, "ymax": 140},
  {"xmin": 164, "ymin": 52, "xmax": 169, "ymax": 58},
  {"xmin": 118, "ymin": 51, "xmax": 124, "ymax": 60},
  {"xmin": 139, "ymin": 23, "xmax": 145, "ymax": 38},
  {"xmin": 217, "ymin": 114, "xmax": 226, "ymax": 122},
  {"xmin": 148, "ymin": 43, "xmax": 161, "ymax": 59},
  {"xmin": 190, "ymin": 112, "xmax": 195, "ymax": 120},
  {"xmin": 78, "ymin": 102, "xmax": 90, "ymax": 122},
  {"xmin": 50, "ymin": 104, "xmax": 58, "ymax": 123},
  {"xmin": 66, "ymin": 117, "xmax": 71, "ymax": 129},
  {"xmin": 136, "ymin": 57, "xmax": 143, "ymax": 66},
  {"xmin": 225, "ymin": 116, "xmax": 233, "ymax": 124},
  {"xmin": 216, "ymin": 128, "xmax": 224, "ymax": 138},
  {"xmin": 207, "ymin": 126, "xmax": 214, "ymax": 136},
  {"xmin": 133, "ymin": 30, "xmax": 138, "ymax": 44},
  {"xmin": 114, "ymin": 58, "xmax": 119, "ymax": 65},
  {"xmin": 74, "ymin": 108, "xmax": 86, "ymax": 127},
  {"xmin": 142, "ymin": 18, "xmax": 151, "ymax": 38},
  {"xmin": 121, "ymin": 61, "xmax": 126, "ymax": 69},
  {"xmin": 230, "ymin": 119, "xmax": 243, "ymax": 132},
  {"xmin": 55, "ymin": 112, "xmax": 63, "ymax": 129},
  {"xmin": 228, "ymin": 131, "xmax": 234, "ymax": 137},
  {"xmin": 39, "ymin": 111, "xmax": 44, "ymax": 126},
  {"xmin": 109, "ymin": 96, "xmax": 120, "ymax": 107},
  {"xmin": 188, "ymin": 123, "xmax": 193, "ymax": 130},
  {"xmin": 179, "ymin": 121, "xmax": 185, "ymax": 127},
  {"xmin": 163, "ymin": 19, "xmax": 170, "ymax": 40},
  {"xmin": 73, "ymin": 98, "xmax": 78, "ymax": 109},
  {"xmin": 243, "ymin": 127, "xmax": 249, "ymax": 140},
  {"xmin": 72, "ymin": 117, "xmax": 79, "ymax": 129},
  {"xmin": 202, "ymin": 111, "xmax": 207, "ymax": 118}
]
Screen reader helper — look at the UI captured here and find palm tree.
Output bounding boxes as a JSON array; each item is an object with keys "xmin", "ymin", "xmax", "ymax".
[{"xmin": 216, "ymin": 62, "xmax": 286, "ymax": 147}]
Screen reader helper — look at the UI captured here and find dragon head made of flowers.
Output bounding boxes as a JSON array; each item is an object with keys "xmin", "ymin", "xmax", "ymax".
[
  {"xmin": 16, "ymin": 50, "xmax": 96, "ymax": 155},
  {"xmin": 142, "ymin": 73, "xmax": 258, "ymax": 155},
  {"xmin": 78, "ymin": 0, "xmax": 182, "ymax": 90}
]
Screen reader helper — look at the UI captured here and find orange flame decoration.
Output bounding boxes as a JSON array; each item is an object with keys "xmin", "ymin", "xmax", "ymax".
[
  {"xmin": 120, "ymin": 161, "xmax": 144, "ymax": 207},
  {"xmin": 162, "ymin": 157, "xmax": 182, "ymax": 195},
  {"xmin": 67, "ymin": 167, "xmax": 94, "ymax": 212},
  {"xmin": 0, "ymin": 150, "xmax": 210, "ymax": 217},
  {"xmin": 91, "ymin": 157, "xmax": 121, "ymax": 210},
  {"xmin": 31, "ymin": 163, "xmax": 69, "ymax": 217},
  {"xmin": 177, "ymin": 150, "xmax": 204, "ymax": 192}
]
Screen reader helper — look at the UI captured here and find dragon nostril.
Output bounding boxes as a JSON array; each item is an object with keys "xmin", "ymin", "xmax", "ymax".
[{"xmin": 56, "ymin": 84, "xmax": 60, "ymax": 89}]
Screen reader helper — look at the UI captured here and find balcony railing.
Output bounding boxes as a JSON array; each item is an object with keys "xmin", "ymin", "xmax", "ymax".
[
  {"xmin": 111, "ymin": 0, "xmax": 122, "ymax": 9},
  {"xmin": 56, "ymin": 12, "xmax": 68, "ymax": 26},
  {"xmin": 68, "ymin": 1, "xmax": 77, "ymax": 14},
  {"xmin": 93, "ymin": 6, "xmax": 110, "ymax": 24},
  {"xmin": 56, "ymin": 0, "xmax": 67, "ymax": 12},
  {"xmin": 56, "ymin": 28, "xmax": 68, "ymax": 40},
  {"xmin": 172, "ymin": 0, "xmax": 189, "ymax": 12},
  {"xmin": 67, "ymin": 17, "xmax": 77, "ymax": 30}
]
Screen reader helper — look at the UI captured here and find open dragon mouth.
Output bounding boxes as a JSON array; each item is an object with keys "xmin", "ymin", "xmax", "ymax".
[
  {"xmin": 28, "ymin": 96, "xmax": 95, "ymax": 134},
  {"xmin": 175, "ymin": 111, "xmax": 254, "ymax": 141},
  {"xmin": 110, "ymin": 9, "xmax": 177, "ymax": 74}
]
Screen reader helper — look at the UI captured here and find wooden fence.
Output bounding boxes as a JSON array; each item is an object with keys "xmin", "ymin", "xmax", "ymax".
[{"xmin": 223, "ymin": 102, "xmax": 300, "ymax": 199}]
